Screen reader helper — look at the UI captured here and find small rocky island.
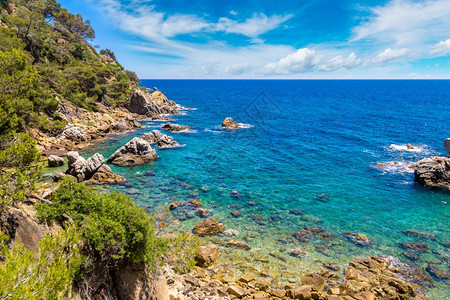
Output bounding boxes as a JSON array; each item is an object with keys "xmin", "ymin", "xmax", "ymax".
[
  {"xmin": 414, "ymin": 138, "xmax": 450, "ymax": 190},
  {"xmin": 221, "ymin": 117, "xmax": 240, "ymax": 129}
]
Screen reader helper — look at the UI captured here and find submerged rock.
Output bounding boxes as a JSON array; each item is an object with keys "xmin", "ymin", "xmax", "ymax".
[
  {"xmin": 227, "ymin": 239, "xmax": 251, "ymax": 250},
  {"xmin": 48, "ymin": 155, "xmax": 64, "ymax": 167},
  {"xmin": 342, "ymin": 232, "xmax": 373, "ymax": 247},
  {"xmin": 193, "ymin": 218, "xmax": 225, "ymax": 236},
  {"xmin": 107, "ymin": 137, "xmax": 158, "ymax": 166},
  {"xmin": 399, "ymin": 241, "xmax": 429, "ymax": 253},
  {"xmin": 161, "ymin": 122, "xmax": 192, "ymax": 133},
  {"xmin": 402, "ymin": 229, "xmax": 436, "ymax": 240},
  {"xmin": 221, "ymin": 117, "xmax": 240, "ymax": 129},
  {"xmin": 414, "ymin": 156, "xmax": 450, "ymax": 190},
  {"xmin": 426, "ymin": 264, "xmax": 450, "ymax": 280}
]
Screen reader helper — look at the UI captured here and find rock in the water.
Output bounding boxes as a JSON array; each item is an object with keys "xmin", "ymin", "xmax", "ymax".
[
  {"xmin": 85, "ymin": 164, "xmax": 126, "ymax": 185},
  {"xmin": 107, "ymin": 137, "xmax": 158, "ymax": 166},
  {"xmin": 66, "ymin": 152, "xmax": 104, "ymax": 182},
  {"xmin": 426, "ymin": 264, "xmax": 450, "ymax": 279},
  {"xmin": 161, "ymin": 122, "xmax": 191, "ymax": 132},
  {"xmin": 126, "ymin": 89, "xmax": 179, "ymax": 118},
  {"xmin": 341, "ymin": 256, "xmax": 431, "ymax": 299},
  {"xmin": 291, "ymin": 249, "xmax": 307, "ymax": 258},
  {"xmin": 399, "ymin": 241, "xmax": 429, "ymax": 253},
  {"xmin": 227, "ymin": 239, "xmax": 251, "ymax": 250},
  {"xmin": 342, "ymin": 232, "xmax": 373, "ymax": 247},
  {"xmin": 401, "ymin": 229, "xmax": 436, "ymax": 240},
  {"xmin": 59, "ymin": 126, "xmax": 87, "ymax": 141},
  {"xmin": 193, "ymin": 218, "xmax": 225, "ymax": 236},
  {"xmin": 221, "ymin": 117, "xmax": 240, "ymax": 129},
  {"xmin": 195, "ymin": 245, "xmax": 220, "ymax": 268},
  {"xmin": 142, "ymin": 130, "xmax": 179, "ymax": 148},
  {"xmin": 414, "ymin": 156, "xmax": 450, "ymax": 189},
  {"xmin": 444, "ymin": 138, "xmax": 450, "ymax": 154},
  {"xmin": 48, "ymin": 155, "xmax": 64, "ymax": 167}
]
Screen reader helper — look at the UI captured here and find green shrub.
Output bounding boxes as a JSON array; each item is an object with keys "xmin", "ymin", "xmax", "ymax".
[
  {"xmin": 36, "ymin": 178, "xmax": 167, "ymax": 266},
  {"xmin": 0, "ymin": 228, "xmax": 83, "ymax": 299},
  {"xmin": 165, "ymin": 233, "xmax": 200, "ymax": 274}
]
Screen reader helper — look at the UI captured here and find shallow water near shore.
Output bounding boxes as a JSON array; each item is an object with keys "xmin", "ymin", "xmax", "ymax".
[{"xmin": 84, "ymin": 80, "xmax": 449, "ymax": 299}]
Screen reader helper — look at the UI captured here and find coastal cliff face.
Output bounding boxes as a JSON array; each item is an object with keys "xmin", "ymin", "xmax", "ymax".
[{"xmin": 414, "ymin": 156, "xmax": 450, "ymax": 190}]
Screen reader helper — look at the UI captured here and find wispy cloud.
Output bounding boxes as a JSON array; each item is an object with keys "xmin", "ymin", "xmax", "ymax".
[
  {"xmin": 352, "ymin": 0, "xmax": 450, "ymax": 47},
  {"xmin": 369, "ymin": 48, "xmax": 412, "ymax": 64}
]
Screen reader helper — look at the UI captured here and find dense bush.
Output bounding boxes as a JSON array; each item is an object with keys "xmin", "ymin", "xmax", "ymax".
[
  {"xmin": 0, "ymin": 228, "xmax": 83, "ymax": 299},
  {"xmin": 36, "ymin": 178, "xmax": 167, "ymax": 266}
]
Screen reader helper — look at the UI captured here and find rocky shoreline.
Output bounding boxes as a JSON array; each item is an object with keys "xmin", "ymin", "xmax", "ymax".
[{"xmin": 37, "ymin": 89, "xmax": 450, "ymax": 299}]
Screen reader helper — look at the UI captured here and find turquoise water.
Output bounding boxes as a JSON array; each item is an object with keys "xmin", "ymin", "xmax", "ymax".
[{"xmin": 84, "ymin": 80, "xmax": 449, "ymax": 298}]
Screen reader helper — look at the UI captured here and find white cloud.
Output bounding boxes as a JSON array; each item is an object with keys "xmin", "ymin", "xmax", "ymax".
[
  {"xmin": 317, "ymin": 53, "xmax": 361, "ymax": 71},
  {"xmin": 370, "ymin": 48, "xmax": 412, "ymax": 64},
  {"xmin": 229, "ymin": 10, "xmax": 238, "ymax": 16},
  {"xmin": 225, "ymin": 63, "xmax": 253, "ymax": 75},
  {"xmin": 261, "ymin": 48, "xmax": 317, "ymax": 74},
  {"xmin": 261, "ymin": 49, "xmax": 361, "ymax": 74},
  {"xmin": 214, "ymin": 13, "xmax": 293, "ymax": 39},
  {"xmin": 430, "ymin": 39, "xmax": 450, "ymax": 55},
  {"xmin": 352, "ymin": 0, "xmax": 450, "ymax": 47},
  {"xmin": 98, "ymin": 0, "xmax": 290, "ymax": 42}
]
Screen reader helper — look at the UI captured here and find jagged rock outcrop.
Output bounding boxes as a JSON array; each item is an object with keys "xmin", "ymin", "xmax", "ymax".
[
  {"xmin": 48, "ymin": 155, "xmax": 65, "ymax": 167},
  {"xmin": 340, "ymin": 256, "xmax": 431, "ymax": 299},
  {"xmin": 111, "ymin": 117, "xmax": 142, "ymax": 132},
  {"xmin": 142, "ymin": 130, "xmax": 179, "ymax": 148},
  {"xmin": 414, "ymin": 156, "xmax": 450, "ymax": 190},
  {"xmin": 107, "ymin": 137, "xmax": 158, "ymax": 166},
  {"xmin": 161, "ymin": 122, "xmax": 192, "ymax": 133},
  {"xmin": 221, "ymin": 117, "xmax": 240, "ymax": 129},
  {"xmin": 66, "ymin": 152, "xmax": 104, "ymax": 182},
  {"xmin": 59, "ymin": 126, "xmax": 88, "ymax": 141},
  {"xmin": 192, "ymin": 218, "xmax": 225, "ymax": 236},
  {"xmin": 126, "ymin": 89, "xmax": 179, "ymax": 118},
  {"xmin": 0, "ymin": 203, "xmax": 53, "ymax": 251}
]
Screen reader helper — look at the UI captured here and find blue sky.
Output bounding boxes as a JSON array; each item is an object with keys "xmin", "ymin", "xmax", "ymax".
[{"xmin": 59, "ymin": 0, "xmax": 450, "ymax": 79}]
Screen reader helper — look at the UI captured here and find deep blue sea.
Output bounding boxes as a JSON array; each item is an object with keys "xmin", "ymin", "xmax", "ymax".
[{"xmin": 84, "ymin": 80, "xmax": 449, "ymax": 298}]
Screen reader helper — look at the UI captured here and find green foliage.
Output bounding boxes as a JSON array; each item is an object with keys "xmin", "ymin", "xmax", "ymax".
[
  {"xmin": 100, "ymin": 48, "xmax": 116, "ymax": 61},
  {"xmin": 125, "ymin": 69, "xmax": 140, "ymax": 83},
  {"xmin": 36, "ymin": 178, "xmax": 168, "ymax": 266},
  {"xmin": 0, "ymin": 228, "xmax": 83, "ymax": 299},
  {"xmin": 0, "ymin": 132, "xmax": 41, "ymax": 210},
  {"xmin": 166, "ymin": 233, "xmax": 200, "ymax": 274}
]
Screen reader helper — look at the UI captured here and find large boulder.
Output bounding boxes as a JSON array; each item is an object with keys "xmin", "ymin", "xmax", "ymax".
[
  {"xmin": 126, "ymin": 89, "xmax": 179, "ymax": 118},
  {"xmin": 444, "ymin": 138, "xmax": 450, "ymax": 154},
  {"xmin": 66, "ymin": 152, "xmax": 105, "ymax": 181},
  {"xmin": 195, "ymin": 244, "xmax": 220, "ymax": 268},
  {"xmin": 161, "ymin": 122, "xmax": 192, "ymax": 133},
  {"xmin": 414, "ymin": 156, "xmax": 450, "ymax": 189},
  {"xmin": 221, "ymin": 117, "xmax": 240, "ymax": 129},
  {"xmin": 59, "ymin": 126, "xmax": 87, "ymax": 141},
  {"xmin": 107, "ymin": 137, "xmax": 158, "ymax": 166},
  {"xmin": 193, "ymin": 218, "xmax": 225, "ymax": 236},
  {"xmin": 48, "ymin": 155, "xmax": 64, "ymax": 167},
  {"xmin": 142, "ymin": 130, "xmax": 179, "ymax": 148}
]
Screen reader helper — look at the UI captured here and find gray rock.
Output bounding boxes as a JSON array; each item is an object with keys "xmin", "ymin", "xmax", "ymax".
[
  {"xmin": 142, "ymin": 130, "xmax": 179, "ymax": 148},
  {"xmin": 67, "ymin": 151, "xmax": 80, "ymax": 168},
  {"xmin": 444, "ymin": 138, "xmax": 450, "ymax": 154},
  {"xmin": 414, "ymin": 156, "xmax": 450, "ymax": 189},
  {"xmin": 107, "ymin": 137, "xmax": 158, "ymax": 166},
  {"xmin": 161, "ymin": 122, "xmax": 191, "ymax": 132},
  {"xmin": 59, "ymin": 126, "xmax": 87, "ymax": 141},
  {"xmin": 112, "ymin": 119, "xmax": 129, "ymax": 131},
  {"xmin": 66, "ymin": 152, "xmax": 104, "ymax": 182},
  {"xmin": 48, "ymin": 155, "xmax": 64, "ymax": 167},
  {"xmin": 126, "ymin": 89, "xmax": 179, "ymax": 118}
]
